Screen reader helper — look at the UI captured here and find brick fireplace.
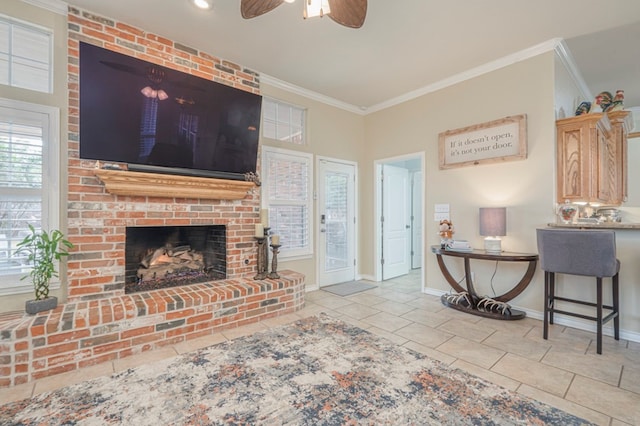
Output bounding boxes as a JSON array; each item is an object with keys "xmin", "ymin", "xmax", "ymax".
[
  {"xmin": 125, "ymin": 225, "xmax": 228, "ymax": 294},
  {"xmin": 0, "ymin": 7, "xmax": 305, "ymax": 388}
]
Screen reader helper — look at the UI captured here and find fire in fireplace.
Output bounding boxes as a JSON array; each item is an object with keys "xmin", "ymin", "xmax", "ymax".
[{"xmin": 125, "ymin": 225, "xmax": 226, "ymax": 293}]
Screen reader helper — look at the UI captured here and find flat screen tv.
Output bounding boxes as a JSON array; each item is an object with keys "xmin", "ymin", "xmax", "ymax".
[{"xmin": 79, "ymin": 42, "xmax": 262, "ymax": 180}]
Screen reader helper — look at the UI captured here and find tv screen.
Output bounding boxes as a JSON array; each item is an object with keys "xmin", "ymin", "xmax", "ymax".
[{"xmin": 79, "ymin": 42, "xmax": 262, "ymax": 179}]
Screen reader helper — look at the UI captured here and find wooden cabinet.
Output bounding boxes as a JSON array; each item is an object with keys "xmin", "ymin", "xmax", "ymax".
[
  {"xmin": 608, "ymin": 111, "xmax": 632, "ymax": 204},
  {"xmin": 556, "ymin": 111, "xmax": 631, "ymax": 206}
]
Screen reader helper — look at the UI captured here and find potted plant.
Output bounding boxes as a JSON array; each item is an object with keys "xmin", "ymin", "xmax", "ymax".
[{"xmin": 16, "ymin": 225, "xmax": 73, "ymax": 315}]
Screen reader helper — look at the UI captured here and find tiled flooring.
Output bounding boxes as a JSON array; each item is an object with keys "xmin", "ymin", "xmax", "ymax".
[{"xmin": 2, "ymin": 270, "xmax": 640, "ymax": 425}]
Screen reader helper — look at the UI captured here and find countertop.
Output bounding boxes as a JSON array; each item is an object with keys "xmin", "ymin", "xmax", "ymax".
[{"xmin": 547, "ymin": 222, "xmax": 640, "ymax": 230}]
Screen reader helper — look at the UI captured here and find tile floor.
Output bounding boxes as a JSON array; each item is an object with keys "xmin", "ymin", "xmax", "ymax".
[{"xmin": 2, "ymin": 270, "xmax": 639, "ymax": 425}]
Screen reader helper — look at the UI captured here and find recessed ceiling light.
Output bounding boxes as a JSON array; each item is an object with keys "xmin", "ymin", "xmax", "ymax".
[{"xmin": 192, "ymin": 0, "xmax": 212, "ymax": 10}]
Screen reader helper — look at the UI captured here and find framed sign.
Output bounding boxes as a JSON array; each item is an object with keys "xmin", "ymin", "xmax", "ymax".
[{"xmin": 438, "ymin": 114, "xmax": 527, "ymax": 169}]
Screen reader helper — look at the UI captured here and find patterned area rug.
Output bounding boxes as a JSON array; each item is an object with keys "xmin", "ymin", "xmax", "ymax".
[{"xmin": 1, "ymin": 314, "xmax": 593, "ymax": 425}]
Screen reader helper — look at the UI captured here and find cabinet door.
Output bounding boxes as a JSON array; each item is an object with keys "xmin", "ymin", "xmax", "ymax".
[
  {"xmin": 596, "ymin": 122, "xmax": 614, "ymax": 203},
  {"xmin": 607, "ymin": 111, "xmax": 631, "ymax": 204},
  {"xmin": 556, "ymin": 119, "xmax": 595, "ymax": 203}
]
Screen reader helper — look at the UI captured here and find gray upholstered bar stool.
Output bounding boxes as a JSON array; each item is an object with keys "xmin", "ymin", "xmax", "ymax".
[{"xmin": 536, "ymin": 228, "xmax": 620, "ymax": 354}]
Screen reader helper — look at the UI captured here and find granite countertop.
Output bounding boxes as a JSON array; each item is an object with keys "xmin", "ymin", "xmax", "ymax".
[{"xmin": 547, "ymin": 222, "xmax": 640, "ymax": 230}]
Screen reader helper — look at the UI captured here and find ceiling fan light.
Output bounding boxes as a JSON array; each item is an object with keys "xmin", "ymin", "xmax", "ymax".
[
  {"xmin": 284, "ymin": 0, "xmax": 296, "ymax": 3},
  {"xmin": 191, "ymin": 0, "xmax": 212, "ymax": 10},
  {"xmin": 304, "ymin": 0, "xmax": 330, "ymax": 19}
]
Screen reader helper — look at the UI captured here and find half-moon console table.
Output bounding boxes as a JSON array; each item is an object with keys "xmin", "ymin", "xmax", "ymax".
[{"xmin": 431, "ymin": 246, "xmax": 538, "ymax": 320}]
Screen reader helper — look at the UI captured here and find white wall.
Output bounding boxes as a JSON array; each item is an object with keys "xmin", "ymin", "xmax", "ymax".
[
  {"xmin": 362, "ymin": 52, "xmax": 561, "ymax": 321},
  {"xmin": 361, "ymin": 51, "xmax": 640, "ymax": 341}
]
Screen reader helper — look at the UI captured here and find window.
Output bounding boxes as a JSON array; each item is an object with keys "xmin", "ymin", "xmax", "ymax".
[
  {"xmin": 0, "ymin": 98, "xmax": 60, "ymax": 295},
  {"xmin": 262, "ymin": 146, "xmax": 313, "ymax": 258},
  {"xmin": 0, "ymin": 16, "xmax": 53, "ymax": 93},
  {"xmin": 262, "ymin": 98, "xmax": 305, "ymax": 145}
]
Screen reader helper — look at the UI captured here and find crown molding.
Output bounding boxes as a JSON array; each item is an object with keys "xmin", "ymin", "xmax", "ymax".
[
  {"xmin": 265, "ymin": 38, "xmax": 570, "ymax": 115},
  {"xmin": 20, "ymin": 0, "xmax": 67, "ymax": 15},
  {"xmin": 366, "ymin": 38, "xmax": 565, "ymax": 114},
  {"xmin": 553, "ymin": 39, "xmax": 593, "ymax": 103},
  {"xmin": 260, "ymin": 74, "xmax": 366, "ymax": 116},
  {"xmin": 264, "ymin": 39, "xmax": 567, "ymax": 116}
]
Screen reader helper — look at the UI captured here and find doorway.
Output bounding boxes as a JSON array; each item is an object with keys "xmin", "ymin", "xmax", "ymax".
[
  {"xmin": 375, "ymin": 154, "xmax": 424, "ymax": 282},
  {"xmin": 317, "ymin": 157, "xmax": 357, "ymax": 287}
]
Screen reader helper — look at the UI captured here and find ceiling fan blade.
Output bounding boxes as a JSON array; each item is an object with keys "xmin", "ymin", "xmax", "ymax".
[
  {"xmin": 327, "ymin": 0, "xmax": 367, "ymax": 28},
  {"xmin": 99, "ymin": 60, "xmax": 145, "ymax": 76},
  {"xmin": 241, "ymin": 0, "xmax": 285, "ymax": 19}
]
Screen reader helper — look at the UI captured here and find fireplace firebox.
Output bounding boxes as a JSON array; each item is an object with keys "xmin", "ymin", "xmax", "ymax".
[{"xmin": 125, "ymin": 225, "xmax": 226, "ymax": 293}]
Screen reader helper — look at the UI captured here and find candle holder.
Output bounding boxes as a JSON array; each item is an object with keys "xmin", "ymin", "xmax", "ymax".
[
  {"xmin": 262, "ymin": 227, "xmax": 271, "ymax": 278},
  {"xmin": 253, "ymin": 236, "xmax": 268, "ymax": 280},
  {"xmin": 268, "ymin": 244, "xmax": 281, "ymax": 279}
]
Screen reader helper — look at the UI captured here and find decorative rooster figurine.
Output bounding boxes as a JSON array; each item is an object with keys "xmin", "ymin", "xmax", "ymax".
[
  {"xmin": 605, "ymin": 90, "xmax": 624, "ymax": 112},
  {"xmin": 588, "ymin": 95, "xmax": 603, "ymax": 114},
  {"xmin": 596, "ymin": 91, "xmax": 613, "ymax": 112},
  {"xmin": 575, "ymin": 101, "xmax": 591, "ymax": 116}
]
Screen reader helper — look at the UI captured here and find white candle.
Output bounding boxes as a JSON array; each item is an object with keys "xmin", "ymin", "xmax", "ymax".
[
  {"xmin": 254, "ymin": 223, "xmax": 264, "ymax": 238},
  {"xmin": 271, "ymin": 235, "xmax": 280, "ymax": 246},
  {"xmin": 260, "ymin": 209, "xmax": 269, "ymax": 228}
]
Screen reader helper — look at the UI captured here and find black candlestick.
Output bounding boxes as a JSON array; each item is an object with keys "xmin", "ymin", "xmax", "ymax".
[
  {"xmin": 268, "ymin": 244, "xmax": 281, "ymax": 279},
  {"xmin": 253, "ymin": 236, "xmax": 267, "ymax": 280}
]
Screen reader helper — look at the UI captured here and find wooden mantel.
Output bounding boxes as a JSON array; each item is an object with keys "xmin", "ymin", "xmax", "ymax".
[{"xmin": 94, "ymin": 169, "xmax": 255, "ymax": 200}]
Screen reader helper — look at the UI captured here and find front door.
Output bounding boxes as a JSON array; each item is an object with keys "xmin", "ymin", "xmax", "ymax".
[{"xmin": 318, "ymin": 159, "xmax": 356, "ymax": 287}]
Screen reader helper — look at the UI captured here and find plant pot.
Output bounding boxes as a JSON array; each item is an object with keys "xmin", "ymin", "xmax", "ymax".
[{"xmin": 25, "ymin": 296, "xmax": 58, "ymax": 315}]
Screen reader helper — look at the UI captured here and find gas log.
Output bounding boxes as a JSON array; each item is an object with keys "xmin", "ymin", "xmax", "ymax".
[{"xmin": 137, "ymin": 245, "xmax": 205, "ymax": 282}]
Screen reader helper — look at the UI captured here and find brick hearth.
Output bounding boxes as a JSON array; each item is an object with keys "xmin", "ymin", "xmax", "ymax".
[
  {"xmin": 0, "ymin": 272, "xmax": 304, "ymax": 387},
  {"xmin": 0, "ymin": 7, "xmax": 306, "ymax": 388}
]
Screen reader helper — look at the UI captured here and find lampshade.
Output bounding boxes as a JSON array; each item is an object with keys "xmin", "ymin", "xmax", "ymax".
[
  {"xmin": 479, "ymin": 207, "xmax": 506, "ymax": 254},
  {"xmin": 479, "ymin": 207, "xmax": 506, "ymax": 237},
  {"xmin": 304, "ymin": 0, "xmax": 330, "ymax": 18}
]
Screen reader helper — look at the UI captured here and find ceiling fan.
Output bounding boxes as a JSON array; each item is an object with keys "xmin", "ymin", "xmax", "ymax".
[
  {"xmin": 241, "ymin": 0, "xmax": 367, "ymax": 29},
  {"xmin": 99, "ymin": 61, "xmax": 203, "ymax": 103}
]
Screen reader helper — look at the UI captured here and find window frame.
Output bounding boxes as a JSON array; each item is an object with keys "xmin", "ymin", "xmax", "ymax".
[
  {"xmin": 261, "ymin": 145, "xmax": 313, "ymax": 260},
  {"xmin": 0, "ymin": 97, "xmax": 60, "ymax": 296},
  {"xmin": 0, "ymin": 14, "xmax": 54, "ymax": 94},
  {"xmin": 261, "ymin": 97, "xmax": 306, "ymax": 145}
]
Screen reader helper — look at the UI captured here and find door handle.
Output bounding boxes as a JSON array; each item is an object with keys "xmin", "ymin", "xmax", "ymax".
[{"xmin": 320, "ymin": 228, "xmax": 326, "ymax": 233}]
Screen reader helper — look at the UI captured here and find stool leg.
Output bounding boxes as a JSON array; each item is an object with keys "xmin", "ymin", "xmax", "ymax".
[
  {"xmin": 549, "ymin": 272, "xmax": 555, "ymax": 325},
  {"xmin": 596, "ymin": 277, "xmax": 603, "ymax": 355},
  {"xmin": 543, "ymin": 271, "xmax": 551, "ymax": 340},
  {"xmin": 613, "ymin": 273, "xmax": 620, "ymax": 341}
]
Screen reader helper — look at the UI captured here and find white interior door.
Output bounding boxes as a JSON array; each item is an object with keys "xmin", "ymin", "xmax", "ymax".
[
  {"xmin": 318, "ymin": 159, "xmax": 356, "ymax": 286},
  {"xmin": 382, "ymin": 164, "xmax": 410, "ymax": 280},
  {"xmin": 411, "ymin": 170, "xmax": 423, "ymax": 269}
]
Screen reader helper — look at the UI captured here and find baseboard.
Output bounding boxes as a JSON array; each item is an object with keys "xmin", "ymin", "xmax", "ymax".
[
  {"xmin": 423, "ymin": 286, "xmax": 640, "ymax": 344},
  {"xmin": 358, "ymin": 274, "xmax": 376, "ymax": 282}
]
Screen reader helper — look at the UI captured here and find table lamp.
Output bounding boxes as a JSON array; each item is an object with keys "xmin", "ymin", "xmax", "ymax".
[{"xmin": 479, "ymin": 207, "xmax": 506, "ymax": 254}]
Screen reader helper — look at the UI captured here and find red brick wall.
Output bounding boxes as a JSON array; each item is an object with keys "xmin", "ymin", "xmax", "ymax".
[
  {"xmin": 0, "ymin": 272, "xmax": 305, "ymax": 387},
  {"xmin": 0, "ymin": 7, "xmax": 306, "ymax": 389},
  {"xmin": 66, "ymin": 6, "xmax": 262, "ymax": 301}
]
